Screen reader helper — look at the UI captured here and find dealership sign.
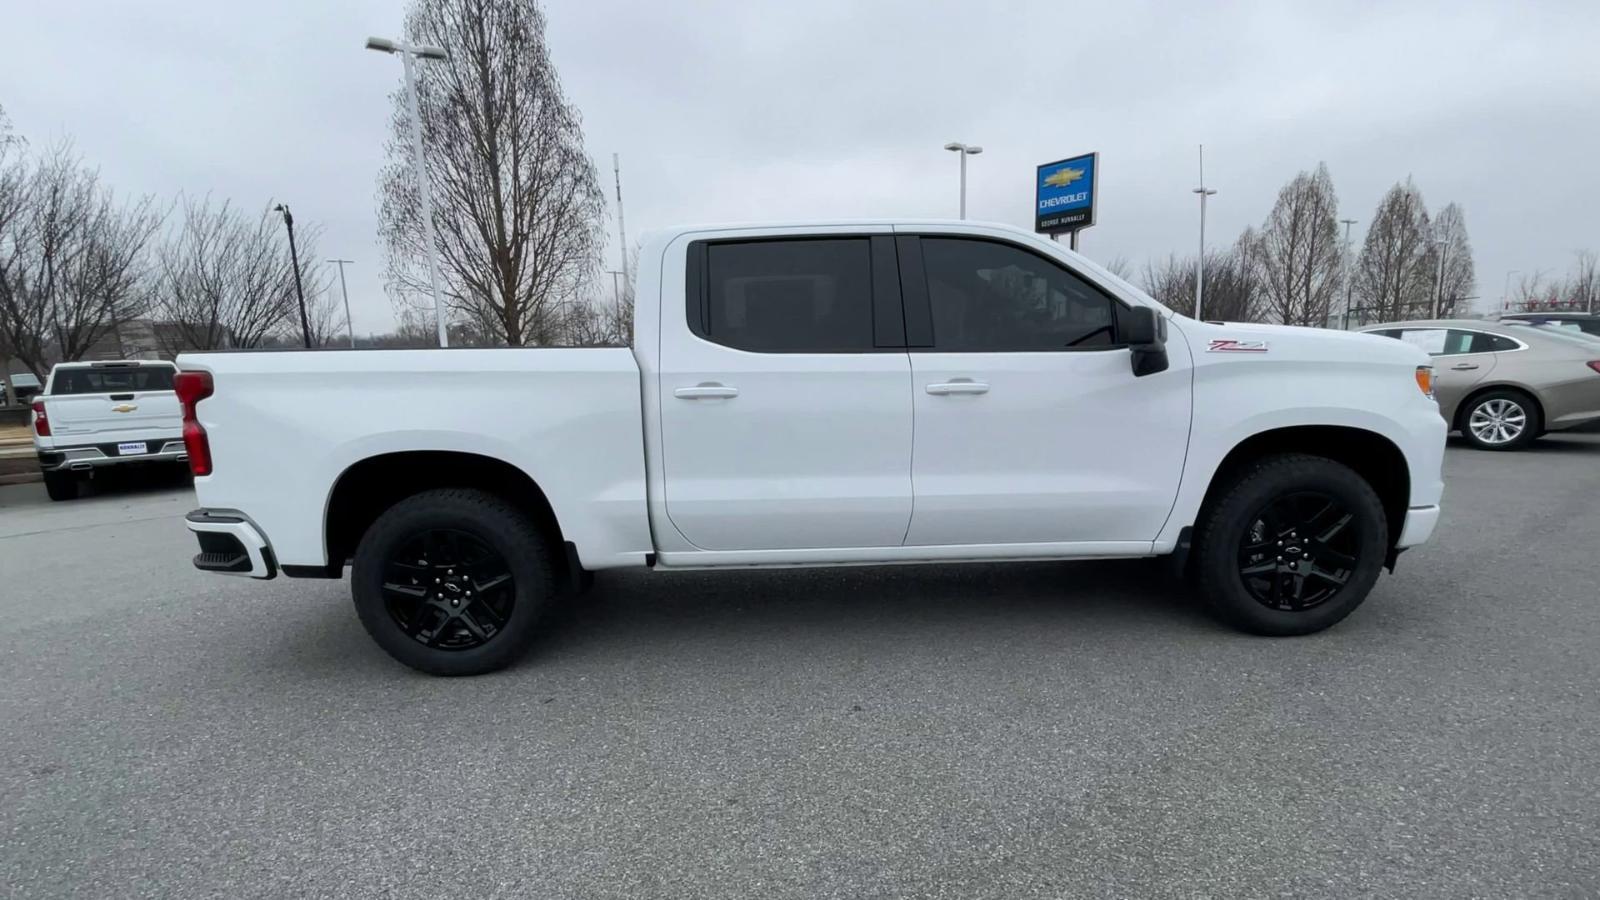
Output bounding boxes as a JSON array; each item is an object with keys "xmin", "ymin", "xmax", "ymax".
[{"xmin": 1035, "ymin": 152, "xmax": 1097, "ymax": 235}]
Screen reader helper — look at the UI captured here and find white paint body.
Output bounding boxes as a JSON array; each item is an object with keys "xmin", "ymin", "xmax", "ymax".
[
  {"xmin": 179, "ymin": 220, "xmax": 1445, "ymax": 577},
  {"xmin": 32, "ymin": 361, "xmax": 186, "ymax": 470}
]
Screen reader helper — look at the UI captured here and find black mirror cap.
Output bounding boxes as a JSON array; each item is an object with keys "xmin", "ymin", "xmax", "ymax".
[
  {"xmin": 1119, "ymin": 304, "xmax": 1159, "ymax": 345},
  {"xmin": 1119, "ymin": 305, "xmax": 1169, "ymax": 377}
]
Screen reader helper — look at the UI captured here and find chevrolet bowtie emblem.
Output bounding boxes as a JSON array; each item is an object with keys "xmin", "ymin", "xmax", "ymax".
[{"xmin": 112, "ymin": 404, "xmax": 137, "ymax": 413}]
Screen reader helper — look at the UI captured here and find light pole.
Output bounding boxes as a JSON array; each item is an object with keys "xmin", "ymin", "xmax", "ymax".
[
  {"xmin": 1191, "ymin": 144, "xmax": 1216, "ymax": 319},
  {"xmin": 605, "ymin": 269, "xmax": 625, "ymax": 307},
  {"xmin": 1431, "ymin": 238, "xmax": 1448, "ymax": 318},
  {"xmin": 328, "ymin": 259, "xmax": 356, "ymax": 348},
  {"xmin": 273, "ymin": 204, "xmax": 312, "ymax": 348},
  {"xmin": 1502, "ymin": 269, "xmax": 1520, "ymax": 312},
  {"xmin": 1340, "ymin": 218, "xmax": 1357, "ymax": 328},
  {"xmin": 943, "ymin": 142, "xmax": 982, "ymax": 219},
  {"xmin": 367, "ymin": 36, "xmax": 451, "ymax": 348}
]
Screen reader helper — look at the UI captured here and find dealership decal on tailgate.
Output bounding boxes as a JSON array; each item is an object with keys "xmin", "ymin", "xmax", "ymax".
[{"xmin": 1208, "ymin": 339, "xmax": 1269, "ymax": 352}]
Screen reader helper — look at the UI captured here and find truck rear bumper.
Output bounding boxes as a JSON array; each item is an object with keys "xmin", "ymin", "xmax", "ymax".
[
  {"xmin": 1396, "ymin": 505, "xmax": 1440, "ymax": 549},
  {"xmin": 38, "ymin": 439, "xmax": 187, "ymax": 472},
  {"xmin": 186, "ymin": 510, "xmax": 277, "ymax": 579}
]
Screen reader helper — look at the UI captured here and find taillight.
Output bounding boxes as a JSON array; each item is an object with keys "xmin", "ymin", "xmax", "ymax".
[
  {"xmin": 1415, "ymin": 365, "xmax": 1434, "ymax": 399},
  {"xmin": 31, "ymin": 400, "xmax": 50, "ymax": 436},
  {"xmin": 1588, "ymin": 361, "xmax": 1600, "ymax": 375},
  {"xmin": 174, "ymin": 371, "xmax": 215, "ymax": 476}
]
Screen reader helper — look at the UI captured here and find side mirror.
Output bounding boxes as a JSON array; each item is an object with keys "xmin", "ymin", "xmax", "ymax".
[{"xmin": 1120, "ymin": 305, "xmax": 1169, "ymax": 377}]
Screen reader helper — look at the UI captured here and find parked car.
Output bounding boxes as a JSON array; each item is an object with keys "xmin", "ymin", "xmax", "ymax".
[
  {"xmin": 2, "ymin": 373, "xmax": 42, "ymax": 405},
  {"xmin": 1361, "ymin": 319, "xmax": 1600, "ymax": 450},
  {"xmin": 31, "ymin": 360, "xmax": 186, "ymax": 501},
  {"xmin": 178, "ymin": 219, "xmax": 1446, "ymax": 675},
  {"xmin": 1501, "ymin": 311, "xmax": 1600, "ymax": 337}
]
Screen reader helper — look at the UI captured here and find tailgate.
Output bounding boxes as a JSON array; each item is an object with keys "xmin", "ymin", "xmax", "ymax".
[{"xmin": 43, "ymin": 392, "xmax": 182, "ymax": 439}]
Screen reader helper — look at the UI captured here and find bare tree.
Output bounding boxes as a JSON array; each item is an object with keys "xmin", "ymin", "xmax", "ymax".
[
  {"xmin": 1355, "ymin": 180, "xmax": 1434, "ymax": 323},
  {"xmin": 1101, "ymin": 255, "xmax": 1133, "ymax": 281},
  {"xmin": 0, "ymin": 143, "xmax": 161, "ymax": 378},
  {"xmin": 1142, "ymin": 236, "xmax": 1261, "ymax": 323},
  {"xmin": 1255, "ymin": 163, "xmax": 1343, "ymax": 326},
  {"xmin": 152, "ymin": 198, "xmax": 323, "ymax": 352},
  {"xmin": 0, "ymin": 103, "xmax": 24, "ymax": 406},
  {"xmin": 1567, "ymin": 250, "xmax": 1598, "ymax": 314},
  {"xmin": 1430, "ymin": 202, "xmax": 1476, "ymax": 317},
  {"xmin": 379, "ymin": 0, "xmax": 607, "ymax": 347}
]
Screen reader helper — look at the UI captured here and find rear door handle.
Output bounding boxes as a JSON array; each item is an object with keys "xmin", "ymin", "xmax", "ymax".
[
  {"xmin": 1450, "ymin": 363, "xmax": 1479, "ymax": 370},
  {"xmin": 926, "ymin": 381, "xmax": 990, "ymax": 395},
  {"xmin": 674, "ymin": 384, "xmax": 739, "ymax": 399}
]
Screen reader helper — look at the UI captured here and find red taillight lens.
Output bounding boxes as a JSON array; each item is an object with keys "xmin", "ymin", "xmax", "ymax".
[
  {"xmin": 1588, "ymin": 361, "xmax": 1600, "ymax": 375},
  {"xmin": 174, "ymin": 371, "xmax": 215, "ymax": 476},
  {"xmin": 31, "ymin": 400, "xmax": 50, "ymax": 436}
]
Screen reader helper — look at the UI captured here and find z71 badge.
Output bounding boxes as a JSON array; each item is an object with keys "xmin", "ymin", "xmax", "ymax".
[{"xmin": 1208, "ymin": 339, "xmax": 1269, "ymax": 353}]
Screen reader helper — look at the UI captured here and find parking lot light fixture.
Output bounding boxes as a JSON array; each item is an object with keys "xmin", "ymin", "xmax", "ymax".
[
  {"xmin": 367, "ymin": 35, "xmax": 452, "ymax": 347},
  {"xmin": 944, "ymin": 142, "xmax": 982, "ymax": 219}
]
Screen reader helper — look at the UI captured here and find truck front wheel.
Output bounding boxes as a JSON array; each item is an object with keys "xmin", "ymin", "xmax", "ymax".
[
  {"xmin": 1193, "ymin": 454, "xmax": 1388, "ymax": 636},
  {"xmin": 351, "ymin": 488, "xmax": 555, "ymax": 676}
]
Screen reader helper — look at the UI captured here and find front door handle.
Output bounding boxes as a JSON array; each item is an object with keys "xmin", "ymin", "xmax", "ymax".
[
  {"xmin": 674, "ymin": 384, "xmax": 739, "ymax": 399},
  {"xmin": 1450, "ymin": 363, "xmax": 1479, "ymax": 371},
  {"xmin": 926, "ymin": 381, "xmax": 990, "ymax": 395}
]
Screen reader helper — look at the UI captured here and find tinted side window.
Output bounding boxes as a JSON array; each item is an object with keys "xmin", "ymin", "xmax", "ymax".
[
  {"xmin": 698, "ymin": 239, "xmax": 874, "ymax": 352},
  {"xmin": 1470, "ymin": 333, "xmax": 1519, "ymax": 353},
  {"xmin": 919, "ymin": 238, "xmax": 1117, "ymax": 351}
]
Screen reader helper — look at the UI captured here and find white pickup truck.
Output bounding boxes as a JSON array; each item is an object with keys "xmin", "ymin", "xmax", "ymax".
[
  {"xmin": 30, "ymin": 360, "xmax": 187, "ymax": 501},
  {"xmin": 178, "ymin": 220, "xmax": 1446, "ymax": 675}
]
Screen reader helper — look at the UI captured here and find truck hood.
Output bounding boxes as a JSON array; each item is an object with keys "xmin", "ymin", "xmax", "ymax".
[{"xmin": 1178, "ymin": 318, "xmax": 1429, "ymax": 368}]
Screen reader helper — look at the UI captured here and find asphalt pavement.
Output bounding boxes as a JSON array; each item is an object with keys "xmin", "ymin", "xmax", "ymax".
[{"xmin": 3, "ymin": 436, "xmax": 1600, "ymax": 898}]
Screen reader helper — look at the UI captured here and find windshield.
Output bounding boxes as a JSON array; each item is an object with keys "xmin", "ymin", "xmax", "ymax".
[{"xmin": 48, "ymin": 365, "xmax": 177, "ymax": 395}]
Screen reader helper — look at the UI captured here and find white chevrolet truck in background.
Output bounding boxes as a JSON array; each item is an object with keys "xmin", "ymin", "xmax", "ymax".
[
  {"xmin": 178, "ymin": 220, "xmax": 1446, "ymax": 675},
  {"xmin": 31, "ymin": 360, "xmax": 188, "ymax": 501}
]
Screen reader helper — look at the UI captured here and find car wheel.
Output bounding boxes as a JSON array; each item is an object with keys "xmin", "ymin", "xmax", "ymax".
[
  {"xmin": 42, "ymin": 470, "xmax": 79, "ymax": 502},
  {"xmin": 1459, "ymin": 390, "xmax": 1540, "ymax": 451},
  {"xmin": 1193, "ymin": 454, "xmax": 1388, "ymax": 636},
  {"xmin": 351, "ymin": 488, "xmax": 555, "ymax": 676}
]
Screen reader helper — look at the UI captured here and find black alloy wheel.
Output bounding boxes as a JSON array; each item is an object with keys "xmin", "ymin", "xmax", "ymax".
[
  {"xmin": 382, "ymin": 528, "xmax": 516, "ymax": 651},
  {"xmin": 1236, "ymin": 491, "xmax": 1360, "ymax": 612}
]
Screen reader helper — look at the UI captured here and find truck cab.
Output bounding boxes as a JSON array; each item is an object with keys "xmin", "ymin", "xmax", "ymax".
[{"xmin": 178, "ymin": 220, "xmax": 1447, "ymax": 675}]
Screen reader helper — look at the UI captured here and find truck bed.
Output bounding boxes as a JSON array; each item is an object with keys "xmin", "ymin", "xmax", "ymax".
[{"xmin": 176, "ymin": 348, "xmax": 652, "ymax": 571}]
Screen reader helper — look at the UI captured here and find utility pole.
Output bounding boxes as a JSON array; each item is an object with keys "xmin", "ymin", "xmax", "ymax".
[
  {"xmin": 1502, "ymin": 270, "xmax": 1520, "ymax": 312},
  {"xmin": 613, "ymin": 154, "xmax": 629, "ymax": 283},
  {"xmin": 1431, "ymin": 238, "xmax": 1448, "ymax": 319},
  {"xmin": 1191, "ymin": 144, "xmax": 1217, "ymax": 319},
  {"xmin": 274, "ymin": 204, "xmax": 312, "ymax": 348},
  {"xmin": 1340, "ymin": 218, "xmax": 1357, "ymax": 328},
  {"xmin": 328, "ymin": 259, "xmax": 356, "ymax": 348}
]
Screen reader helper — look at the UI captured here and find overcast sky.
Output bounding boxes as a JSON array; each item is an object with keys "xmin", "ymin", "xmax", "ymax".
[{"xmin": 3, "ymin": 0, "xmax": 1597, "ymax": 334}]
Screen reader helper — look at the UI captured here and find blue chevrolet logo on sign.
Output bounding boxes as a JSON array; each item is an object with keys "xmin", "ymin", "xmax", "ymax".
[{"xmin": 1035, "ymin": 152, "xmax": 1097, "ymax": 235}]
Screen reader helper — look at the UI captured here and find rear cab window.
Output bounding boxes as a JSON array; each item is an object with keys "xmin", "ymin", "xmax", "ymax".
[
  {"xmin": 688, "ymin": 237, "xmax": 904, "ymax": 353},
  {"xmin": 49, "ymin": 365, "xmax": 177, "ymax": 395}
]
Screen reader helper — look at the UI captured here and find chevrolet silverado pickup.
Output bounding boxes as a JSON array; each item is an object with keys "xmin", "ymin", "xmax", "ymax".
[
  {"xmin": 31, "ymin": 360, "xmax": 187, "ymax": 501},
  {"xmin": 177, "ymin": 220, "xmax": 1446, "ymax": 675}
]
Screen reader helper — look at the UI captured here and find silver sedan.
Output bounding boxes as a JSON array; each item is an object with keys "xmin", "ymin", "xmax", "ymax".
[{"xmin": 1360, "ymin": 319, "xmax": 1600, "ymax": 450}]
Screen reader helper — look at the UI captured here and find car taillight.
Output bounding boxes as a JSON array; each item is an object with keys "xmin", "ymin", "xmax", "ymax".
[
  {"xmin": 174, "ymin": 370, "xmax": 215, "ymax": 476},
  {"xmin": 1588, "ymin": 361, "xmax": 1600, "ymax": 375},
  {"xmin": 31, "ymin": 400, "xmax": 50, "ymax": 436},
  {"xmin": 1415, "ymin": 365, "xmax": 1434, "ymax": 399}
]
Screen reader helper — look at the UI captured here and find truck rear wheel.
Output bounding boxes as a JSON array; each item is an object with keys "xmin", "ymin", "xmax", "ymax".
[
  {"xmin": 43, "ymin": 470, "xmax": 79, "ymax": 502},
  {"xmin": 351, "ymin": 488, "xmax": 555, "ymax": 676},
  {"xmin": 1193, "ymin": 454, "xmax": 1388, "ymax": 636}
]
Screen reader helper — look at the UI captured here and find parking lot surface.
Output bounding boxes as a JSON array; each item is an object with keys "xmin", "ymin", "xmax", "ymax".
[{"xmin": 3, "ymin": 436, "xmax": 1600, "ymax": 898}]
